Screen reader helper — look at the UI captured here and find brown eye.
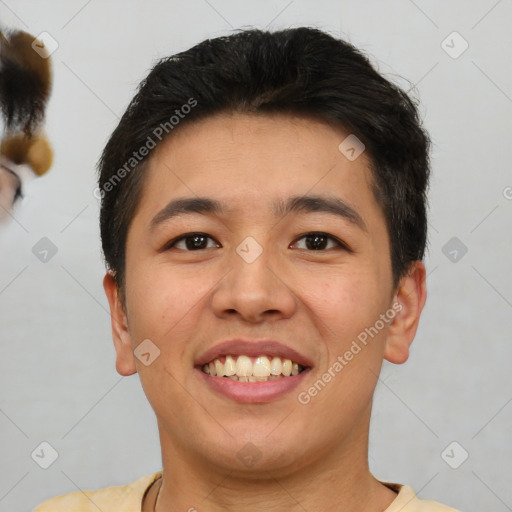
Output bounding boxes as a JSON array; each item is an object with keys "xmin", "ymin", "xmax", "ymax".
[
  {"xmin": 291, "ymin": 232, "xmax": 350, "ymax": 252},
  {"xmin": 165, "ymin": 233, "xmax": 219, "ymax": 251}
]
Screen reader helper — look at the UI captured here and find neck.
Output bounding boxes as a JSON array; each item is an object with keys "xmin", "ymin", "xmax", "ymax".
[{"xmin": 153, "ymin": 404, "xmax": 397, "ymax": 512}]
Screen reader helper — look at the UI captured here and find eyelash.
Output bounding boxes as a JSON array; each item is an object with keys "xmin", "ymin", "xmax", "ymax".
[{"xmin": 163, "ymin": 232, "xmax": 351, "ymax": 252}]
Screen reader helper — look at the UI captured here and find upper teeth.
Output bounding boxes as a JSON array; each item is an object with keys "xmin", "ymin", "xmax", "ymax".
[{"xmin": 202, "ymin": 355, "xmax": 303, "ymax": 378}]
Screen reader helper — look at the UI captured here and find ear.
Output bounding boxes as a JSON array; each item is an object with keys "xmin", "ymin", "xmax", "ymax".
[
  {"xmin": 103, "ymin": 271, "xmax": 137, "ymax": 376},
  {"xmin": 384, "ymin": 261, "xmax": 427, "ymax": 364}
]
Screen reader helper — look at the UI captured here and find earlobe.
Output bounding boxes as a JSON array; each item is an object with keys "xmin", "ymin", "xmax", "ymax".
[
  {"xmin": 102, "ymin": 271, "xmax": 137, "ymax": 376},
  {"xmin": 383, "ymin": 261, "xmax": 427, "ymax": 365}
]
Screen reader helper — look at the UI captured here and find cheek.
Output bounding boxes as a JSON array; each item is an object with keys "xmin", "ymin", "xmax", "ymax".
[
  {"xmin": 124, "ymin": 259, "xmax": 178, "ymax": 341},
  {"xmin": 297, "ymin": 266, "xmax": 386, "ymax": 339},
  {"xmin": 125, "ymin": 260, "xmax": 210, "ymax": 354},
  {"xmin": 312, "ymin": 270, "xmax": 389, "ymax": 407}
]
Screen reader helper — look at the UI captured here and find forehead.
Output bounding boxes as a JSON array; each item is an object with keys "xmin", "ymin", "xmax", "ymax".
[{"xmin": 130, "ymin": 112, "xmax": 385, "ymax": 238}]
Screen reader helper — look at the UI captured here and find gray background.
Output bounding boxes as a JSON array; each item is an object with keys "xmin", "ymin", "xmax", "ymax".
[{"xmin": 1, "ymin": 1, "xmax": 511, "ymax": 511}]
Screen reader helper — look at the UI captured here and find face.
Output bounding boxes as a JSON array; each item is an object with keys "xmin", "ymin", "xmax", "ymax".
[{"xmin": 104, "ymin": 112, "xmax": 426, "ymax": 477}]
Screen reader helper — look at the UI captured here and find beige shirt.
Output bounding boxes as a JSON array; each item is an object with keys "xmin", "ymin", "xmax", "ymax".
[{"xmin": 33, "ymin": 471, "xmax": 461, "ymax": 511}]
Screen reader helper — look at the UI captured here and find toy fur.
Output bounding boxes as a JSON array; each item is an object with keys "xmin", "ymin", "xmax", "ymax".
[{"xmin": 0, "ymin": 27, "xmax": 53, "ymax": 222}]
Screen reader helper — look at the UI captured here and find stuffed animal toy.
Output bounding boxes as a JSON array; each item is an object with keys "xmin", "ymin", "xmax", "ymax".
[{"xmin": 0, "ymin": 27, "xmax": 53, "ymax": 223}]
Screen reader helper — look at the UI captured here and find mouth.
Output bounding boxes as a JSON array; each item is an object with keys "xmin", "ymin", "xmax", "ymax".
[
  {"xmin": 194, "ymin": 339, "xmax": 313, "ymax": 403},
  {"xmin": 200, "ymin": 354, "xmax": 308, "ymax": 382}
]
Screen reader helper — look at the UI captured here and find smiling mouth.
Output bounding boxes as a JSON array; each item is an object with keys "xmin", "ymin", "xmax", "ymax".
[{"xmin": 200, "ymin": 355, "xmax": 307, "ymax": 382}]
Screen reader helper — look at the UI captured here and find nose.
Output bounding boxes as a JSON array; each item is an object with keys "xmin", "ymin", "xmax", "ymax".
[{"xmin": 210, "ymin": 242, "xmax": 297, "ymax": 324}]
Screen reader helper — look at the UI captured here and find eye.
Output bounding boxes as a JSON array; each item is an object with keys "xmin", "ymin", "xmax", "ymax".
[
  {"xmin": 291, "ymin": 232, "xmax": 351, "ymax": 252},
  {"xmin": 164, "ymin": 232, "xmax": 220, "ymax": 251},
  {"xmin": 163, "ymin": 231, "xmax": 351, "ymax": 252}
]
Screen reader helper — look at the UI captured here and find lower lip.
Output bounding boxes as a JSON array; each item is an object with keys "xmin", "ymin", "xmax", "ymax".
[{"xmin": 195, "ymin": 367, "xmax": 311, "ymax": 403}]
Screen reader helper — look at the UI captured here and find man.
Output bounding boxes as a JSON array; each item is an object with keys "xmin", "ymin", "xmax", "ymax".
[{"xmin": 35, "ymin": 27, "xmax": 460, "ymax": 511}]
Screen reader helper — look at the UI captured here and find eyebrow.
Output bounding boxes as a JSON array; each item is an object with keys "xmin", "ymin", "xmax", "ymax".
[{"xmin": 149, "ymin": 195, "xmax": 368, "ymax": 233}]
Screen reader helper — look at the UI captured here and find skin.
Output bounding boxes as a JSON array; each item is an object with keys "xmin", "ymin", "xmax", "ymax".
[{"xmin": 103, "ymin": 111, "xmax": 427, "ymax": 511}]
